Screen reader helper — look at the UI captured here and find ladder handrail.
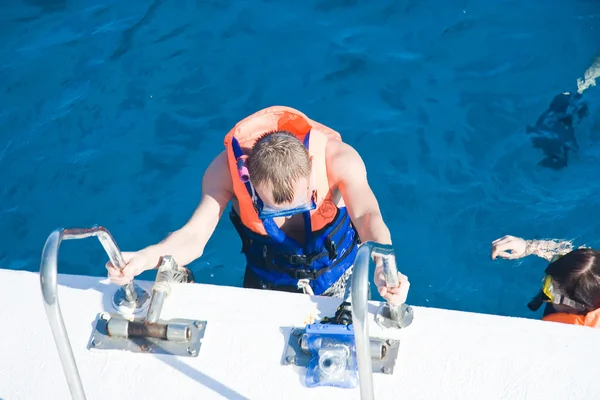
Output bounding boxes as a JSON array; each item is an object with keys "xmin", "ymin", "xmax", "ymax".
[{"xmin": 40, "ymin": 226, "xmax": 145, "ymax": 400}]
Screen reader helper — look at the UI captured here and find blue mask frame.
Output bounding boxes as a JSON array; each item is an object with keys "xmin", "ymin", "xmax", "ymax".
[{"xmin": 257, "ymin": 192, "xmax": 317, "ymax": 220}]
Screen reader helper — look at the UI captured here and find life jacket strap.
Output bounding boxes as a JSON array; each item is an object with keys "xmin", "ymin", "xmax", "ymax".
[{"xmin": 229, "ymin": 209, "xmax": 358, "ymax": 282}]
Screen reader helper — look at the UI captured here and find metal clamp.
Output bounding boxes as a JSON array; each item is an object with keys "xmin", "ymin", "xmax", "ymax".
[
  {"xmin": 90, "ymin": 255, "xmax": 207, "ymax": 357},
  {"xmin": 281, "ymin": 327, "xmax": 400, "ymax": 375},
  {"xmin": 90, "ymin": 313, "xmax": 206, "ymax": 357}
]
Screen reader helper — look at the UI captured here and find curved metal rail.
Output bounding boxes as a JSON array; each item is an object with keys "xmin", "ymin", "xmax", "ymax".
[
  {"xmin": 351, "ymin": 241, "xmax": 412, "ymax": 400},
  {"xmin": 40, "ymin": 226, "xmax": 150, "ymax": 399}
]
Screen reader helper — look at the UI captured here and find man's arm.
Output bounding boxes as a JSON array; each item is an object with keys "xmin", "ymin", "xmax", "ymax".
[
  {"xmin": 327, "ymin": 140, "xmax": 409, "ymax": 305},
  {"xmin": 327, "ymin": 140, "xmax": 391, "ymax": 245},
  {"xmin": 143, "ymin": 150, "xmax": 234, "ymax": 267},
  {"xmin": 525, "ymin": 239, "xmax": 576, "ymax": 262}
]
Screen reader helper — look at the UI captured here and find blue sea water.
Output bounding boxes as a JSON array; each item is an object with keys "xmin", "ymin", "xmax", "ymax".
[{"xmin": 1, "ymin": 0, "xmax": 599, "ymax": 319}]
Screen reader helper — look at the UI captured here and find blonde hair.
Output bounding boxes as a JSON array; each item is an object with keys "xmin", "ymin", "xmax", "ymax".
[{"xmin": 248, "ymin": 131, "xmax": 311, "ymax": 204}]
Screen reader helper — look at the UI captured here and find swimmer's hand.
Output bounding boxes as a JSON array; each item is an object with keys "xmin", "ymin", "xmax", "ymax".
[
  {"xmin": 106, "ymin": 250, "xmax": 159, "ymax": 286},
  {"xmin": 374, "ymin": 261, "xmax": 410, "ymax": 306},
  {"xmin": 491, "ymin": 235, "xmax": 528, "ymax": 260}
]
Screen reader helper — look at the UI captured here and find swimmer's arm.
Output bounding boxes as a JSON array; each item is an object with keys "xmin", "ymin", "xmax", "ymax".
[
  {"xmin": 143, "ymin": 151, "xmax": 233, "ymax": 267},
  {"xmin": 525, "ymin": 239, "xmax": 575, "ymax": 262},
  {"xmin": 327, "ymin": 141, "xmax": 392, "ymax": 245},
  {"xmin": 577, "ymin": 54, "xmax": 600, "ymax": 94}
]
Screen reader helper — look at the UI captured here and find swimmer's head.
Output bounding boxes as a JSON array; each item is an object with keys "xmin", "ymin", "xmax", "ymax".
[
  {"xmin": 549, "ymin": 92, "xmax": 588, "ymax": 119},
  {"xmin": 248, "ymin": 130, "xmax": 313, "ymax": 214},
  {"xmin": 545, "ymin": 248, "xmax": 600, "ymax": 312}
]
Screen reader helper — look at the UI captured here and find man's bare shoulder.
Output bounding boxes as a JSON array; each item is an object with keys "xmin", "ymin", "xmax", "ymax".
[
  {"xmin": 325, "ymin": 139, "xmax": 366, "ymax": 184},
  {"xmin": 203, "ymin": 150, "xmax": 234, "ymax": 197},
  {"xmin": 325, "ymin": 139, "xmax": 363, "ymax": 161}
]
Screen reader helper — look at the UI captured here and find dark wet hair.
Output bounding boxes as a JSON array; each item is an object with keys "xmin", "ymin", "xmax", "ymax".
[{"xmin": 545, "ymin": 248, "xmax": 600, "ymax": 310}]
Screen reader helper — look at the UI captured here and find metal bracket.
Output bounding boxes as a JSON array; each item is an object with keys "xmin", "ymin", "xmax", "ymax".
[
  {"xmin": 89, "ymin": 313, "xmax": 207, "ymax": 357},
  {"xmin": 112, "ymin": 285, "xmax": 151, "ymax": 316},
  {"xmin": 281, "ymin": 327, "xmax": 400, "ymax": 375},
  {"xmin": 375, "ymin": 303, "xmax": 414, "ymax": 330}
]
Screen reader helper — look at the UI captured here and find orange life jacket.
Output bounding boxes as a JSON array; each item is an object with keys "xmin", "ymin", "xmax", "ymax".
[
  {"xmin": 223, "ymin": 106, "xmax": 360, "ymax": 295},
  {"xmin": 224, "ymin": 106, "xmax": 344, "ymax": 234},
  {"xmin": 542, "ymin": 307, "xmax": 600, "ymax": 328}
]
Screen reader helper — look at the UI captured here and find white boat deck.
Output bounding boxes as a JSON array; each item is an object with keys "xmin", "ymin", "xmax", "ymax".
[{"xmin": 1, "ymin": 268, "xmax": 599, "ymax": 400}]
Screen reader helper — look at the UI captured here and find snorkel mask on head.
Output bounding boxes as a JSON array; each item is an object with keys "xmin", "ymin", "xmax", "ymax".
[
  {"xmin": 527, "ymin": 275, "xmax": 588, "ymax": 313},
  {"xmin": 233, "ymin": 129, "xmax": 316, "ymax": 220},
  {"xmin": 256, "ymin": 190, "xmax": 317, "ymax": 219},
  {"xmin": 252, "ymin": 166, "xmax": 318, "ymax": 220}
]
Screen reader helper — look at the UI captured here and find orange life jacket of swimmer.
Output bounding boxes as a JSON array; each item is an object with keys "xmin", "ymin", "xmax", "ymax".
[
  {"xmin": 542, "ymin": 307, "xmax": 600, "ymax": 328},
  {"xmin": 223, "ymin": 106, "xmax": 360, "ymax": 295}
]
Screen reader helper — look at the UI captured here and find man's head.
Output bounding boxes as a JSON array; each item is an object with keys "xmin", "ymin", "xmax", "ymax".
[{"xmin": 248, "ymin": 130, "xmax": 314, "ymax": 217}]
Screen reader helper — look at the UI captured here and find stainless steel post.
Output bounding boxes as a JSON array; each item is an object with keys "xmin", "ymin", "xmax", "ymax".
[
  {"xmin": 41, "ymin": 230, "xmax": 87, "ymax": 400},
  {"xmin": 350, "ymin": 241, "xmax": 377, "ymax": 400},
  {"xmin": 144, "ymin": 255, "xmax": 181, "ymax": 324}
]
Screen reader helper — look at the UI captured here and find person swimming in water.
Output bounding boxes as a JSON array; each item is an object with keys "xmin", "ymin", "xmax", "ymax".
[
  {"xmin": 526, "ymin": 54, "xmax": 599, "ymax": 170},
  {"xmin": 491, "ymin": 235, "xmax": 600, "ymax": 328}
]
